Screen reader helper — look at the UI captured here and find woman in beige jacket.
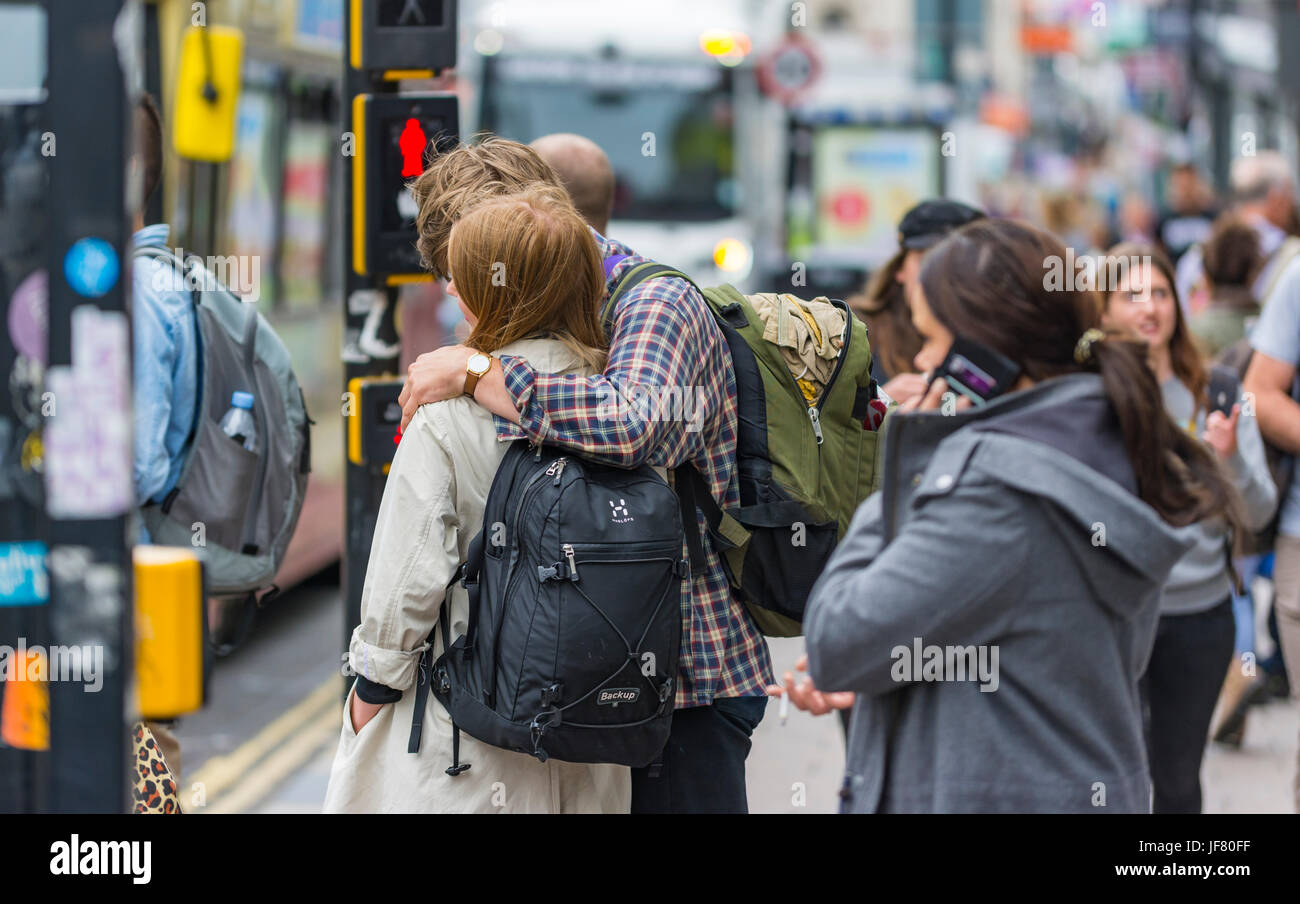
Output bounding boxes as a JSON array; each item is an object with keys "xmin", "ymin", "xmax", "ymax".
[{"xmin": 323, "ymin": 189, "xmax": 629, "ymax": 813}]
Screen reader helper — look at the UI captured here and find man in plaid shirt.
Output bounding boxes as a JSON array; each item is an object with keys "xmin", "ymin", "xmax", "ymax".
[{"xmin": 398, "ymin": 138, "xmax": 773, "ymax": 813}]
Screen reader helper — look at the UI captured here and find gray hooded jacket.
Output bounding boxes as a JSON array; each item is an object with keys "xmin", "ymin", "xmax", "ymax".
[{"xmin": 805, "ymin": 373, "xmax": 1197, "ymax": 813}]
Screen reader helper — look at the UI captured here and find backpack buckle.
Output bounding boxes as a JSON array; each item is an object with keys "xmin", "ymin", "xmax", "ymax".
[
  {"xmin": 540, "ymin": 682, "xmax": 564, "ymax": 707},
  {"xmin": 529, "ymin": 708, "xmax": 562, "ymax": 761},
  {"xmin": 458, "ymin": 562, "xmax": 476, "ymax": 588},
  {"xmin": 675, "ymin": 557, "xmax": 691, "ymax": 579},
  {"xmin": 536, "ymin": 563, "xmax": 561, "ymax": 582},
  {"xmin": 657, "ymin": 677, "xmax": 674, "ymax": 706}
]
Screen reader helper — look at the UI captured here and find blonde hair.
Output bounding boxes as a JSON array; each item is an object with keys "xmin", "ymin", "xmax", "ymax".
[
  {"xmin": 411, "ymin": 135, "xmax": 568, "ymax": 279},
  {"xmin": 448, "ymin": 189, "xmax": 607, "ymax": 372}
]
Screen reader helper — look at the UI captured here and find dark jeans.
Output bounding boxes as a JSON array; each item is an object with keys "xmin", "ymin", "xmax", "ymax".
[
  {"xmin": 631, "ymin": 696, "xmax": 768, "ymax": 813},
  {"xmin": 1138, "ymin": 598, "xmax": 1235, "ymax": 814}
]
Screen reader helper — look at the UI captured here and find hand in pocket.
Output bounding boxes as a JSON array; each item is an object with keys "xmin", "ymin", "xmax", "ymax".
[{"xmin": 350, "ymin": 693, "xmax": 386, "ymax": 735}]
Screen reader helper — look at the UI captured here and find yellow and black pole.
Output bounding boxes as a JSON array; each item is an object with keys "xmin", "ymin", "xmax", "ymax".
[{"xmin": 341, "ymin": 0, "xmax": 459, "ymax": 693}]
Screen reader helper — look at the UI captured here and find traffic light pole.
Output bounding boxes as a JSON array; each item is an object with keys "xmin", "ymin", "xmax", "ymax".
[
  {"xmin": 0, "ymin": 10, "xmax": 51, "ymax": 814},
  {"xmin": 42, "ymin": 0, "xmax": 135, "ymax": 813},
  {"xmin": 341, "ymin": 6, "xmax": 435, "ymax": 696}
]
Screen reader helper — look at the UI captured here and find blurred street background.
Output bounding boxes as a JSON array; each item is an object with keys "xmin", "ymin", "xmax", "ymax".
[{"xmin": 3, "ymin": 0, "xmax": 1299, "ymax": 813}]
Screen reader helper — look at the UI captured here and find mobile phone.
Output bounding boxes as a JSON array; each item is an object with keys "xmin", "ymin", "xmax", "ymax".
[
  {"xmin": 931, "ymin": 336, "xmax": 1021, "ymax": 406},
  {"xmin": 1207, "ymin": 367, "xmax": 1239, "ymax": 417}
]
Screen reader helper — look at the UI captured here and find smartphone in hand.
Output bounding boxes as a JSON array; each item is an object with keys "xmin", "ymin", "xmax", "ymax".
[
  {"xmin": 931, "ymin": 336, "xmax": 1021, "ymax": 406},
  {"xmin": 1207, "ymin": 367, "xmax": 1239, "ymax": 418}
]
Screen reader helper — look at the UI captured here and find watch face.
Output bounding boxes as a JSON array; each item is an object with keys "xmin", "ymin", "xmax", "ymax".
[{"xmin": 468, "ymin": 353, "xmax": 491, "ymax": 375}]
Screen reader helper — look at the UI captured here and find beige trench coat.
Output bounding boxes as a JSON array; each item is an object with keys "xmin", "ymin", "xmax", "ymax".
[{"xmin": 323, "ymin": 337, "xmax": 630, "ymax": 813}]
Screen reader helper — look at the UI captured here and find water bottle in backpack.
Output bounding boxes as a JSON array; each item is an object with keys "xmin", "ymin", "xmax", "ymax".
[{"xmin": 219, "ymin": 391, "xmax": 258, "ymax": 453}]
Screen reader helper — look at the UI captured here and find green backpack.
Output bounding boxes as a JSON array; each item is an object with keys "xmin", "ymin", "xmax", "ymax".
[{"xmin": 603, "ymin": 263, "xmax": 883, "ymax": 637}]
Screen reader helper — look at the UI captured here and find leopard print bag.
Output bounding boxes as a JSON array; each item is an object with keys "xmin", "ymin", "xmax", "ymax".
[{"xmin": 131, "ymin": 721, "xmax": 182, "ymax": 814}]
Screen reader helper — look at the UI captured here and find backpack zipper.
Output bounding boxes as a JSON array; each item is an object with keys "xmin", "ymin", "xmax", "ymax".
[
  {"xmin": 488, "ymin": 457, "xmax": 563, "ymax": 704},
  {"xmin": 807, "ymin": 406, "xmax": 824, "ymax": 444},
  {"xmin": 796, "ymin": 299, "xmax": 851, "ymax": 447},
  {"xmin": 814, "ymin": 300, "xmax": 852, "ymax": 414},
  {"xmin": 547, "ymin": 457, "xmax": 568, "ymax": 485}
]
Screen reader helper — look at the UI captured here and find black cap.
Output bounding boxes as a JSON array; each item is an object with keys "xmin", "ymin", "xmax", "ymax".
[{"xmin": 898, "ymin": 199, "xmax": 985, "ymax": 250}]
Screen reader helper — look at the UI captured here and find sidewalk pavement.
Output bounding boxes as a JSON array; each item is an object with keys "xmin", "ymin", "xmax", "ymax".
[{"xmin": 251, "ymin": 636, "xmax": 1297, "ymax": 814}]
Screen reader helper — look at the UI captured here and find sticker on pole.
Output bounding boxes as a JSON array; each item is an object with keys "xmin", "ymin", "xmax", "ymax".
[
  {"xmin": 7, "ymin": 269, "xmax": 47, "ymax": 364},
  {"xmin": 44, "ymin": 306, "xmax": 133, "ymax": 518},
  {"xmin": 63, "ymin": 237, "xmax": 120, "ymax": 298},
  {"xmin": 758, "ymin": 36, "xmax": 821, "ymax": 106},
  {"xmin": 0, "ymin": 542, "xmax": 48, "ymax": 606},
  {"xmin": 1, "ymin": 648, "xmax": 50, "ymax": 750}
]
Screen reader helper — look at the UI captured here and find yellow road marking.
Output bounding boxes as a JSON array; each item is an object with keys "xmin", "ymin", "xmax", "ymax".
[
  {"xmin": 204, "ymin": 703, "xmax": 342, "ymax": 814},
  {"xmin": 185, "ymin": 676, "xmax": 340, "ymax": 806}
]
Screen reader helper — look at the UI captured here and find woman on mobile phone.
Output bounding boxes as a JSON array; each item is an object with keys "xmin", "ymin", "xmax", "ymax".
[
  {"xmin": 848, "ymin": 199, "xmax": 985, "ymax": 406},
  {"xmin": 771, "ymin": 219, "xmax": 1243, "ymax": 813},
  {"xmin": 1101, "ymin": 243, "xmax": 1276, "ymax": 813}
]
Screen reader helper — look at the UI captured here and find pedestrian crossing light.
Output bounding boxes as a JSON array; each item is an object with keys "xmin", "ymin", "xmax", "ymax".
[
  {"xmin": 352, "ymin": 93, "xmax": 459, "ymax": 279},
  {"xmin": 350, "ymin": 0, "xmax": 458, "ymax": 76},
  {"xmin": 173, "ymin": 26, "xmax": 244, "ymax": 162}
]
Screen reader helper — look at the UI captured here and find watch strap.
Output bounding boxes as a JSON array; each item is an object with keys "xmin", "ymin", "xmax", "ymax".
[{"xmin": 464, "ymin": 354, "xmax": 491, "ymax": 397}]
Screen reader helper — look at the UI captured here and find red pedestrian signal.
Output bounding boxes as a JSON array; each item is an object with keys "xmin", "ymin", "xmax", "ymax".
[
  {"xmin": 399, "ymin": 118, "xmax": 427, "ymax": 178},
  {"xmin": 352, "ymin": 93, "xmax": 459, "ymax": 277}
]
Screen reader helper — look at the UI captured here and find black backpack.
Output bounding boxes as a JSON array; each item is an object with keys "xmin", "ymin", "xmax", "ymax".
[{"xmin": 407, "ymin": 441, "xmax": 694, "ymax": 771}]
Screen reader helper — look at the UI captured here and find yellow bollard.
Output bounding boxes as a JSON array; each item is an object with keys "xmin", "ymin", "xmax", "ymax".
[{"xmin": 135, "ymin": 546, "xmax": 206, "ymax": 721}]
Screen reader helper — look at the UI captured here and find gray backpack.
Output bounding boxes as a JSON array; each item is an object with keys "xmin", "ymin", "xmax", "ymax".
[{"xmin": 134, "ymin": 245, "xmax": 312, "ymax": 596}]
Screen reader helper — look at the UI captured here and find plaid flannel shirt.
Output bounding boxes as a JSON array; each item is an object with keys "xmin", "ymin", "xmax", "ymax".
[{"xmin": 493, "ymin": 231, "xmax": 773, "ymax": 707}]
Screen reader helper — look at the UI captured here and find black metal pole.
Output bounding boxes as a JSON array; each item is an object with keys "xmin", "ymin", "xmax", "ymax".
[
  {"xmin": 341, "ymin": 6, "xmax": 402, "ymax": 700},
  {"xmin": 43, "ymin": 0, "xmax": 134, "ymax": 813}
]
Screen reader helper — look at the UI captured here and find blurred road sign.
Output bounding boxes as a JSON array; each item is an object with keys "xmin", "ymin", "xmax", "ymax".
[
  {"xmin": 759, "ymin": 35, "xmax": 821, "ymax": 105},
  {"xmin": 351, "ymin": 92, "xmax": 458, "ymax": 278},
  {"xmin": 350, "ymin": 0, "xmax": 457, "ymax": 74}
]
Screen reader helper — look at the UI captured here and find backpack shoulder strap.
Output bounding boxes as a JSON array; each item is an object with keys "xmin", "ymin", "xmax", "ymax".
[
  {"xmin": 601, "ymin": 262, "xmax": 696, "ymax": 339},
  {"xmin": 132, "ymin": 242, "xmax": 179, "ymax": 259},
  {"xmin": 132, "ymin": 243, "xmax": 201, "ymax": 308},
  {"xmin": 1262, "ymin": 236, "xmax": 1300, "ymax": 306},
  {"xmin": 133, "ymin": 243, "xmax": 206, "ymax": 509}
]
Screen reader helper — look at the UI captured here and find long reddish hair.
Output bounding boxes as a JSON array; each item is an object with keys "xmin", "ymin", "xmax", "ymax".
[{"xmin": 448, "ymin": 188, "xmax": 607, "ymax": 371}]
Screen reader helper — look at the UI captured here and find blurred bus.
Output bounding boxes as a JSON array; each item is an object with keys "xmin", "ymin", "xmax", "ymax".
[
  {"xmin": 459, "ymin": 0, "xmax": 955, "ymax": 297},
  {"xmin": 461, "ymin": 0, "xmax": 786, "ymax": 290},
  {"xmin": 145, "ymin": 0, "xmax": 346, "ymax": 611}
]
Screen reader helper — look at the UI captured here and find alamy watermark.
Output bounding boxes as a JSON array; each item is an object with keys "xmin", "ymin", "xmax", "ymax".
[
  {"xmin": 1043, "ymin": 250, "xmax": 1152, "ymax": 301},
  {"xmin": 148, "ymin": 250, "xmax": 262, "ymax": 304},
  {"xmin": 891, "ymin": 637, "xmax": 999, "ymax": 692},
  {"xmin": 596, "ymin": 383, "xmax": 708, "ymax": 433},
  {"xmin": 0, "ymin": 637, "xmax": 103, "ymax": 692}
]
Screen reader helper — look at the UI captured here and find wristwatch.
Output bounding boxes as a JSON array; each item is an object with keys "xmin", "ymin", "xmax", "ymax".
[{"xmin": 464, "ymin": 352, "xmax": 492, "ymax": 397}]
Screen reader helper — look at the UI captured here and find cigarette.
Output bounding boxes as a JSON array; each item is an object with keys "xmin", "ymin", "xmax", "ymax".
[{"xmin": 778, "ymin": 690, "xmax": 790, "ymax": 724}]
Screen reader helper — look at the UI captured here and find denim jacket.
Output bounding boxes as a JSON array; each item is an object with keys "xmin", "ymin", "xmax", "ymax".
[{"xmin": 131, "ymin": 224, "xmax": 200, "ymax": 538}]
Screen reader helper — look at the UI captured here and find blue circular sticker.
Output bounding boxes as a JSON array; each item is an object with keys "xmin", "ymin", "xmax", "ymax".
[{"xmin": 63, "ymin": 237, "xmax": 120, "ymax": 298}]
